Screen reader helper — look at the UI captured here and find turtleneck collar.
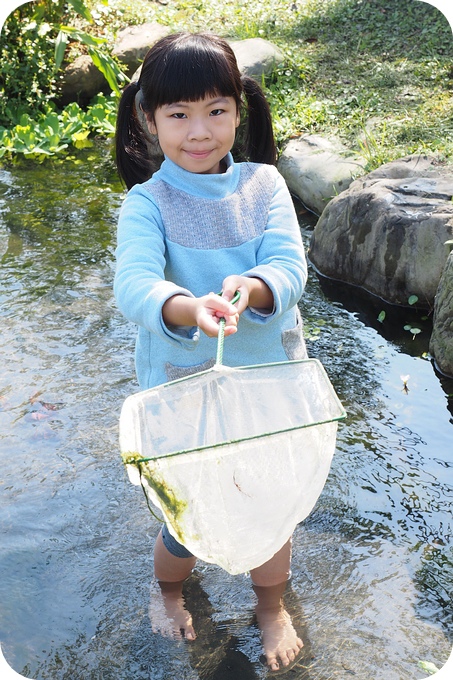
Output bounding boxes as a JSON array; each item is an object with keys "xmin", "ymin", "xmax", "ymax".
[{"xmin": 154, "ymin": 153, "xmax": 240, "ymax": 199}]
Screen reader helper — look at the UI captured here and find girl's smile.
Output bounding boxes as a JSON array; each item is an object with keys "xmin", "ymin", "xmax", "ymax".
[{"xmin": 147, "ymin": 96, "xmax": 240, "ymax": 174}]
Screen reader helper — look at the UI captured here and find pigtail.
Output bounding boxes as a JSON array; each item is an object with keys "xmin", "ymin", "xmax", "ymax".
[
  {"xmin": 115, "ymin": 81, "xmax": 155, "ymax": 190},
  {"xmin": 240, "ymin": 75, "xmax": 277, "ymax": 166}
]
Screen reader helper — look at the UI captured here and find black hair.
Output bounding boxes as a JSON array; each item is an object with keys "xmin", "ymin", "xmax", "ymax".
[{"xmin": 115, "ymin": 32, "xmax": 277, "ymax": 190}]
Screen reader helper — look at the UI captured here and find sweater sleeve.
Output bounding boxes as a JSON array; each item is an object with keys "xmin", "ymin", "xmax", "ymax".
[
  {"xmin": 113, "ymin": 185, "xmax": 199, "ymax": 347},
  {"xmin": 241, "ymin": 167, "xmax": 308, "ymax": 323}
]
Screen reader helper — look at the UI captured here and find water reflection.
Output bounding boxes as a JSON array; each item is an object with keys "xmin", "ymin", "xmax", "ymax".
[
  {"xmin": 0, "ymin": 147, "xmax": 452, "ymax": 679},
  {"xmin": 146, "ymin": 573, "xmax": 312, "ymax": 679}
]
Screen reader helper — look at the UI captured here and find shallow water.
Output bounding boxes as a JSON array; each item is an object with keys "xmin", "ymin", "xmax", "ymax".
[{"xmin": 0, "ymin": 145, "xmax": 452, "ymax": 679}]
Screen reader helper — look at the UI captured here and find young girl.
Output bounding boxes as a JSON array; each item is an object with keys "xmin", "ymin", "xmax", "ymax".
[{"xmin": 114, "ymin": 32, "xmax": 308, "ymax": 673}]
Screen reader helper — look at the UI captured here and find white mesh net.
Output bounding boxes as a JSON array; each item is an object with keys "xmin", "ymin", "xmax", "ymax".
[{"xmin": 119, "ymin": 359, "xmax": 345, "ymax": 574}]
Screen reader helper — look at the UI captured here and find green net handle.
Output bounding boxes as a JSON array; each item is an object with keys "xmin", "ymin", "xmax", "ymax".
[{"xmin": 216, "ymin": 291, "xmax": 241, "ymax": 365}]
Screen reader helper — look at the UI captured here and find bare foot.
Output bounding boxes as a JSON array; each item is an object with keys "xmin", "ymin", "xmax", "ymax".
[
  {"xmin": 255, "ymin": 601, "xmax": 303, "ymax": 673},
  {"xmin": 148, "ymin": 579, "xmax": 196, "ymax": 640}
]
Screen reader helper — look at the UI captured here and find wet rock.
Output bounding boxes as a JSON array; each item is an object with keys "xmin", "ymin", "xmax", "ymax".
[
  {"xmin": 59, "ymin": 54, "xmax": 108, "ymax": 106},
  {"xmin": 430, "ymin": 250, "xmax": 453, "ymax": 378},
  {"xmin": 309, "ymin": 155, "xmax": 453, "ymax": 307},
  {"xmin": 278, "ymin": 134, "xmax": 366, "ymax": 215},
  {"xmin": 112, "ymin": 22, "xmax": 171, "ymax": 77}
]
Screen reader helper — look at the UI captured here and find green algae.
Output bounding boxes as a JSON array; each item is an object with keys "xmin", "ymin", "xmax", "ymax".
[
  {"xmin": 121, "ymin": 452, "xmax": 188, "ymax": 542},
  {"xmin": 121, "ymin": 451, "xmax": 143, "ymax": 465}
]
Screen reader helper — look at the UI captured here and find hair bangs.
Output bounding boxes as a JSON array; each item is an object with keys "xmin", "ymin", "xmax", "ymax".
[{"xmin": 153, "ymin": 40, "xmax": 241, "ymax": 108}]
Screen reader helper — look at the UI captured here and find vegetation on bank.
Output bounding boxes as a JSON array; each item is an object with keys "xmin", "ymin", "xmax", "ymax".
[{"xmin": 0, "ymin": 0, "xmax": 452, "ymax": 167}]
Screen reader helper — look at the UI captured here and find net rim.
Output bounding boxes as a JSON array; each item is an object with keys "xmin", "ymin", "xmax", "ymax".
[{"xmin": 122, "ymin": 412, "xmax": 344, "ymax": 464}]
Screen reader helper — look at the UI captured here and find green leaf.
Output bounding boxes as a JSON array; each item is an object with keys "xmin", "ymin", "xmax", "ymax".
[
  {"xmin": 54, "ymin": 30, "xmax": 69, "ymax": 71},
  {"xmin": 403, "ymin": 325, "xmax": 422, "ymax": 339},
  {"xmin": 43, "ymin": 113, "xmax": 60, "ymax": 136},
  {"xmin": 377, "ymin": 310, "xmax": 386, "ymax": 323},
  {"xmin": 59, "ymin": 26, "xmax": 106, "ymax": 47},
  {"xmin": 88, "ymin": 47, "xmax": 123, "ymax": 95},
  {"xmin": 408, "ymin": 295, "xmax": 419, "ymax": 305},
  {"xmin": 67, "ymin": 0, "xmax": 93, "ymax": 23}
]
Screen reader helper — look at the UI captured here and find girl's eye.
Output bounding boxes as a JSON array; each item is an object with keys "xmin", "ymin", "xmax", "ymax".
[
  {"xmin": 210, "ymin": 109, "xmax": 224, "ymax": 116},
  {"xmin": 171, "ymin": 112, "xmax": 187, "ymax": 119}
]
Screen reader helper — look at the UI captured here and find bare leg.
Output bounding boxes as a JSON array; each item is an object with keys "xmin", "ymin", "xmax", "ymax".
[
  {"xmin": 250, "ymin": 538, "xmax": 303, "ymax": 673},
  {"xmin": 149, "ymin": 528, "xmax": 197, "ymax": 640}
]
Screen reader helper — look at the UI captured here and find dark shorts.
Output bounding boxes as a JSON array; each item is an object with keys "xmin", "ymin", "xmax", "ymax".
[{"xmin": 161, "ymin": 523, "xmax": 194, "ymax": 559}]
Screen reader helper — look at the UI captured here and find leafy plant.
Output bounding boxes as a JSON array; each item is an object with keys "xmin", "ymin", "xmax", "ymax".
[
  {"xmin": 0, "ymin": 95, "xmax": 117, "ymax": 161},
  {"xmin": 53, "ymin": 0, "xmax": 127, "ymax": 95},
  {"xmin": 0, "ymin": 0, "xmax": 126, "ymax": 129},
  {"xmin": 357, "ymin": 124, "xmax": 389, "ymax": 171},
  {"xmin": 0, "ymin": 0, "xmax": 127, "ymax": 156},
  {"xmin": 0, "ymin": 8, "xmax": 57, "ymax": 126}
]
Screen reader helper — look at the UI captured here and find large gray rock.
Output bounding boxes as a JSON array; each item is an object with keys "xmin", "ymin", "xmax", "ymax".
[
  {"xmin": 228, "ymin": 38, "xmax": 284, "ymax": 80},
  {"xmin": 278, "ymin": 135, "xmax": 366, "ymax": 215},
  {"xmin": 309, "ymin": 156, "xmax": 453, "ymax": 307},
  {"xmin": 59, "ymin": 54, "xmax": 108, "ymax": 106},
  {"xmin": 430, "ymin": 250, "xmax": 453, "ymax": 378},
  {"xmin": 112, "ymin": 22, "xmax": 171, "ymax": 76}
]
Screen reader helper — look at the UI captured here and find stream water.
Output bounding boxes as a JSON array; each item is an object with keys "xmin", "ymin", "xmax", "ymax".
[{"xmin": 0, "ymin": 144, "xmax": 452, "ymax": 679}]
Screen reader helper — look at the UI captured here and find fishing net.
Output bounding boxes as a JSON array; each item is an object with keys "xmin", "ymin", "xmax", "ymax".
[{"xmin": 119, "ymin": 353, "xmax": 345, "ymax": 575}]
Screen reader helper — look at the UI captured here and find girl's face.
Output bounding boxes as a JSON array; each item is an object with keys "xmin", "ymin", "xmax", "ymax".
[{"xmin": 147, "ymin": 95, "xmax": 240, "ymax": 174}]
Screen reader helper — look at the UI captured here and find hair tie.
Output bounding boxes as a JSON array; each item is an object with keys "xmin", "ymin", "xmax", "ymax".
[
  {"xmin": 134, "ymin": 85, "xmax": 144, "ymax": 113},
  {"xmin": 135, "ymin": 81, "xmax": 163, "ymax": 161},
  {"xmin": 134, "ymin": 86, "xmax": 149, "ymax": 133}
]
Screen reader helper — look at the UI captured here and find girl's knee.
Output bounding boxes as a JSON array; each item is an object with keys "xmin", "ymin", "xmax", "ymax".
[{"xmin": 154, "ymin": 529, "xmax": 196, "ymax": 582}]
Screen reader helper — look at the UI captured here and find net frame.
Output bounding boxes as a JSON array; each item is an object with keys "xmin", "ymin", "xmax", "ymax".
[{"xmin": 121, "ymin": 358, "xmax": 346, "ymax": 465}]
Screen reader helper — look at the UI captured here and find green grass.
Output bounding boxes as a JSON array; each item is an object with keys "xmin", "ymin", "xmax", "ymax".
[{"xmin": 105, "ymin": 0, "xmax": 453, "ymax": 168}]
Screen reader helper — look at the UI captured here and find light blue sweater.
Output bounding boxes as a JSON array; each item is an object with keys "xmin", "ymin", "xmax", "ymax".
[{"xmin": 114, "ymin": 153, "xmax": 308, "ymax": 389}]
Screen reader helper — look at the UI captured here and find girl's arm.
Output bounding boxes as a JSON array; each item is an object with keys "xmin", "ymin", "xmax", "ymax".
[
  {"xmin": 114, "ymin": 187, "xmax": 197, "ymax": 343},
  {"xmin": 115, "ymin": 187, "xmax": 240, "ymax": 340},
  {"xmin": 237, "ymin": 168, "xmax": 308, "ymax": 322}
]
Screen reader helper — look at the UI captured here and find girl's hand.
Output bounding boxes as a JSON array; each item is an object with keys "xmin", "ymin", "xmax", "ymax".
[
  {"xmin": 194, "ymin": 292, "xmax": 239, "ymax": 337},
  {"xmin": 221, "ymin": 275, "xmax": 274, "ymax": 314},
  {"xmin": 162, "ymin": 293, "xmax": 239, "ymax": 337}
]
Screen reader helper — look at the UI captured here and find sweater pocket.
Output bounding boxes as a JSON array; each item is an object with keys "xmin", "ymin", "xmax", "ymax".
[
  {"xmin": 281, "ymin": 309, "xmax": 308, "ymax": 361},
  {"xmin": 165, "ymin": 358, "xmax": 216, "ymax": 382}
]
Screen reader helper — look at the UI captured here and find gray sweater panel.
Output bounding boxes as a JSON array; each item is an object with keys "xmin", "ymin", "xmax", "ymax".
[{"xmin": 145, "ymin": 164, "xmax": 275, "ymax": 250}]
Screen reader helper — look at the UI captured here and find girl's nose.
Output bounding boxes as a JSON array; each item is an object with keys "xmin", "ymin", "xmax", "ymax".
[{"xmin": 187, "ymin": 118, "xmax": 211, "ymax": 140}]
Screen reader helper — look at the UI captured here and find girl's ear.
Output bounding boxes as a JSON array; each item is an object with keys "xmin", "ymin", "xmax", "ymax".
[
  {"xmin": 146, "ymin": 115, "xmax": 158, "ymax": 136},
  {"xmin": 235, "ymin": 109, "xmax": 241, "ymax": 128}
]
